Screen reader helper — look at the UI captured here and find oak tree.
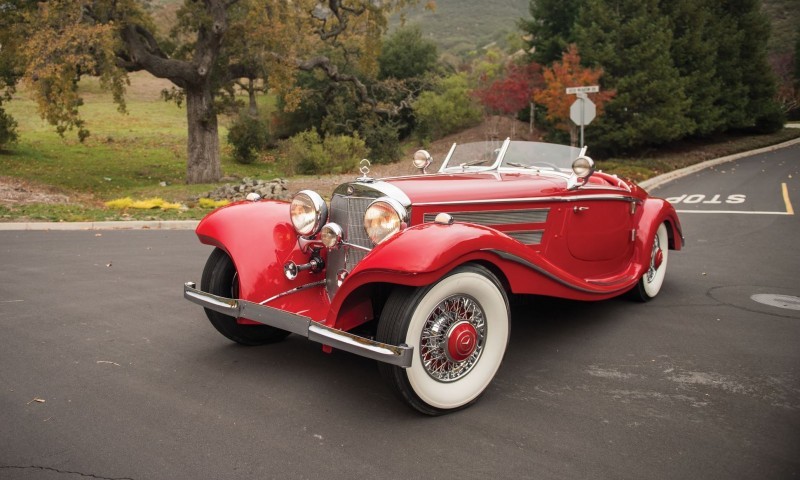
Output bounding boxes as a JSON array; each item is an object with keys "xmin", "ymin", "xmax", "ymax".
[
  {"xmin": 19, "ymin": 0, "xmax": 422, "ymax": 183},
  {"xmin": 0, "ymin": 0, "xmax": 32, "ymax": 149}
]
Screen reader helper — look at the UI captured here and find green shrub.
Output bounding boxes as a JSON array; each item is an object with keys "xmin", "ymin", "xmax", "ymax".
[
  {"xmin": 413, "ymin": 73, "xmax": 482, "ymax": 142},
  {"xmin": 323, "ymin": 133, "xmax": 368, "ymax": 174},
  {"xmin": 226, "ymin": 114, "xmax": 272, "ymax": 164},
  {"xmin": 0, "ymin": 105, "xmax": 18, "ymax": 151},
  {"xmin": 279, "ymin": 130, "xmax": 369, "ymax": 176},
  {"xmin": 751, "ymin": 103, "xmax": 786, "ymax": 134},
  {"xmin": 358, "ymin": 119, "xmax": 401, "ymax": 164}
]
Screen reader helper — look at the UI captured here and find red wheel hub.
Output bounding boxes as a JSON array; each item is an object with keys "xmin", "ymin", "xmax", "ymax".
[
  {"xmin": 653, "ymin": 248, "xmax": 664, "ymax": 270},
  {"xmin": 446, "ymin": 321, "xmax": 478, "ymax": 362}
]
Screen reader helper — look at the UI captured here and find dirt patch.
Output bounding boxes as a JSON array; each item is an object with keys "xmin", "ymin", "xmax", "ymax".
[{"xmin": 0, "ymin": 176, "xmax": 73, "ymax": 206}]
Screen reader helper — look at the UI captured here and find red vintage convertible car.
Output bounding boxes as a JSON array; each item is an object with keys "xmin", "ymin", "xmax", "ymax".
[{"xmin": 184, "ymin": 139, "xmax": 682, "ymax": 414}]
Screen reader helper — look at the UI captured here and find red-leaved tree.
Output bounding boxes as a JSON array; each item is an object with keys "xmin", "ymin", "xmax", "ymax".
[
  {"xmin": 533, "ymin": 44, "xmax": 614, "ymax": 144},
  {"xmin": 473, "ymin": 62, "xmax": 544, "ymax": 138},
  {"xmin": 770, "ymin": 52, "xmax": 800, "ymax": 115}
]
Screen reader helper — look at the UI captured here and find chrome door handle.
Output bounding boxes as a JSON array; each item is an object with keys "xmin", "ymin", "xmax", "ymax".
[{"xmin": 573, "ymin": 206, "xmax": 589, "ymax": 213}]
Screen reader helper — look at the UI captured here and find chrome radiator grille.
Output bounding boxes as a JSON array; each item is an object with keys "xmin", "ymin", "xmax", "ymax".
[{"xmin": 326, "ymin": 194, "xmax": 374, "ymax": 297}]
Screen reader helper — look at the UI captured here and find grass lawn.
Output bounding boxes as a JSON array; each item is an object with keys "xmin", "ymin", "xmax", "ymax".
[{"xmin": 1, "ymin": 72, "xmax": 280, "ymax": 221}]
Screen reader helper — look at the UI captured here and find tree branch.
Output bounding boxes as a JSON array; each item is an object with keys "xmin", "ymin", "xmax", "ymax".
[
  {"xmin": 314, "ymin": 0, "xmax": 366, "ymax": 41},
  {"xmin": 297, "ymin": 56, "xmax": 376, "ymax": 108},
  {"xmin": 118, "ymin": 24, "xmax": 195, "ymax": 87}
]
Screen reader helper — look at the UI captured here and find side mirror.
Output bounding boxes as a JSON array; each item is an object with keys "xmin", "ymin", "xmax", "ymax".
[
  {"xmin": 412, "ymin": 150, "xmax": 432, "ymax": 174},
  {"xmin": 567, "ymin": 155, "xmax": 595, "ymax": 190}
]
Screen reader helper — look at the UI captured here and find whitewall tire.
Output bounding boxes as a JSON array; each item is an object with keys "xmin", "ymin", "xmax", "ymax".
[
  {"xmin": 377, "ymin": 264, "xmax": 510, "ymax": 415},
  {"xmin": 632, "ymin": 222, "xmax": 669, "ymax": 301}
]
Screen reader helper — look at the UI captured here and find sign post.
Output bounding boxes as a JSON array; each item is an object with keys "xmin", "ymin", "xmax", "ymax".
[{"xmin": 566, "ymin": 86, "xmax": 599, "ymax": 148}]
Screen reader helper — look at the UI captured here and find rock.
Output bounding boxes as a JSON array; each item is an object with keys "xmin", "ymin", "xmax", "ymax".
[{"xmin": 197, "ymin": 178, "xmax": 290, "ymax": 202}]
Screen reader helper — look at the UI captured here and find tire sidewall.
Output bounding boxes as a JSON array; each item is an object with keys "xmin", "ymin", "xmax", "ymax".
[
  {"xmin": 201, "ymin": 248, "xmax": 289, "ymax": 345},
  {"xmin": 642, "ymin": 223, "xmax": 669, "ymax": 299},
  {"xmin": 403, "ymin": 268, "xmax": 509, "ymax": 410}
]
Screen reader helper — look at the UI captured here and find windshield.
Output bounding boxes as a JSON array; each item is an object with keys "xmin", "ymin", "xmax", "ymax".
[
  {"xmin": 440, "ymin": 141, "xmax": 506, "ymax": 170},
  {"xmin": 440, "ymin": 140, "xmax": 582, "ymax": 173},
  {"xmin": 500, "ymin": 141, "xmax": 581, "ymax": 172}
]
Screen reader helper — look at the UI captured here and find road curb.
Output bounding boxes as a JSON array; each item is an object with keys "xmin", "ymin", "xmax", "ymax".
[
  {"xmin": 0, "ymin": 219, "xmax": 200, "ymax": 231},
  {"xmin": 638, "ymin": 136, "xmax": 800, "ymax": 192}
]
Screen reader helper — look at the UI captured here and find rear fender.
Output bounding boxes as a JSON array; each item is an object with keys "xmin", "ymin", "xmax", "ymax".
[
  {"xmin": 196, "ymin": 201, "xmax": 329, "ymax": 321},
  {"xmin": 637, "ymin": 198, "xmax": 684, "ymax": 252}
]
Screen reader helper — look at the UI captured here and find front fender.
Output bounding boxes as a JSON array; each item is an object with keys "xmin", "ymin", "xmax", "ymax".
[{"xmin": 196, "ymin": 201, "xmax": 329, "ymax": 320}]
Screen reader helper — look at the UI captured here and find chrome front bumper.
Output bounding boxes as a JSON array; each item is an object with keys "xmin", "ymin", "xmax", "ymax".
[{"xmin": 183, "ymin": 282, "xmax": 413, "ymax": 368}]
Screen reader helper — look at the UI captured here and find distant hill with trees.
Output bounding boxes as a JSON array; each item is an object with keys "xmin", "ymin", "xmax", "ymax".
[{"xmin": 390, "ymin": 0, "xmax": 529, "ymax": 57}]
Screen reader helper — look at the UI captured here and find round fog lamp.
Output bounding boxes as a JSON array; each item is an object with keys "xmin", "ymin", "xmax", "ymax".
[{"xmin": 320, "ymin": 223, "xmax": 343, "ymax": 249}]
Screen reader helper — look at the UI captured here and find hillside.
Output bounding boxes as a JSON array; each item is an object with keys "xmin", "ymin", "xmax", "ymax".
[
  {"xmin": 391, "ymin": 0, "xmax": 529, "ymax": 56},
  {"xmin": 146, "ymin": 1, "xmax": 795, "ymax": 57},
  {"xmin": 762, "ymin": 0, "xmax": 800, "ymax": 55}
]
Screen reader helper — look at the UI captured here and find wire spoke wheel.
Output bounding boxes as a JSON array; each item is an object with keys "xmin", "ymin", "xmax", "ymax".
[{"xmin": 419, "ymin": 294, "xmax": 486, "ymax": 382}]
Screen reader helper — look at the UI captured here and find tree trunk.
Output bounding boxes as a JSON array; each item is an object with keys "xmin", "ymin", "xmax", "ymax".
[
  {"xmin": 185, "ymin": 85, "xmax": 221, "ymax": 184},
  {"xmin": 247, "ymin": 79, "xmax": 258, "ymax": 117}
]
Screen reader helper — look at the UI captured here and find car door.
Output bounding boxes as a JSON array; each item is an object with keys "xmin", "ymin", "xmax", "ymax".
[{"xmin": 562, "ymin": 194, "xmax": 637, "ymax": 277}]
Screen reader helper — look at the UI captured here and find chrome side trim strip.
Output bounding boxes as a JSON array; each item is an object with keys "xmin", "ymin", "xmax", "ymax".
[
  {"xmin": 184, "ymin": 282, "xmax": 413, "ymax": 367},
  {"xmin": 483, "ymin": 250, "xmax": 629, "ymax": 294},
  {"xmin": 416, "ymin": 194, "xmax": 640, "ymax": 207}
]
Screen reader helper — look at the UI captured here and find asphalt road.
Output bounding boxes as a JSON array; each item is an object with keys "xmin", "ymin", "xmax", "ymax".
[{"xmin": 1, "ymin": 145, "xmax": 798, "ymax": 480}]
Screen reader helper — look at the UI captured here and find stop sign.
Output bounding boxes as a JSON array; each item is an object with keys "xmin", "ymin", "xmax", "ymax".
[{"xmin": 570, "ymin": 97, "xmax": 596, "ymax": 126}]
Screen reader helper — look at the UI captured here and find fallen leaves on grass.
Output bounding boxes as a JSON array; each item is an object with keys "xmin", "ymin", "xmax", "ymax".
[
  {"xmin": 198, "ymin": 198, "xmax": 230, "ymax": 209},
  {"xmin": 105, "ymin": 197, "xmax": 183, "ymax": 210}
]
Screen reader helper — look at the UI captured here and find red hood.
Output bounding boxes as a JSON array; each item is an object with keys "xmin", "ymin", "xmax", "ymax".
[{"xmin": 381, "ymin": 172, "xmax": 567, "ymax": 204}]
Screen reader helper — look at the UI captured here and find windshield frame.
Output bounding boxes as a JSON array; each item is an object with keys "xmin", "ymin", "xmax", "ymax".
[{"xmin": 438, "ymin": 139, "xmax": 582, "ymax": 175}]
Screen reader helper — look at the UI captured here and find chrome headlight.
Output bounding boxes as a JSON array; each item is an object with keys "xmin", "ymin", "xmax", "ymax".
[
  {"xmin": 364, "ymin": 197, "xmax": 408, "ymax": 245},
  {"xmin": 290, "ymin": 190, "xmax": 328, "ymax": 237},
  {"xmin": 412, "ymin": 150, "xmax": 432, "ymax": 171},
  {"xmin": 572, "ymin": 156, "xmax": 595, "ymax": 178}
]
